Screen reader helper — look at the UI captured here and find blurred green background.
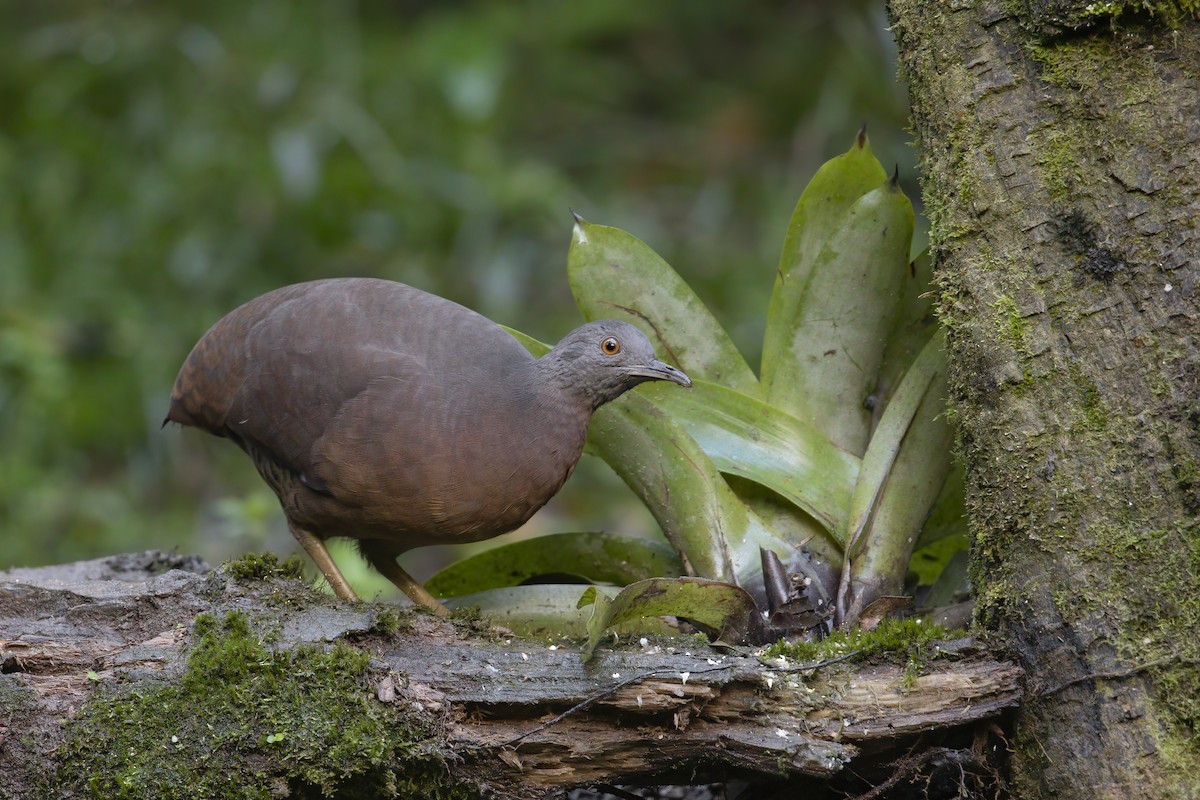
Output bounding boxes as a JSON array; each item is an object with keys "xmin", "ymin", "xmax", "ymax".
[{"xmin": 0, "ymin": 1, "xmax": 915, "ymax": 587}]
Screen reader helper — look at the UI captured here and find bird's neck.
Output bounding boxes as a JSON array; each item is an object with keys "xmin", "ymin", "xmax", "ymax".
[
  {"xmin": 519, "ymin": 380, "xmax": 592, "ymax": 481},
  {"xmin": 533, "ymin": 353, "xmax": 632, "ymax": 412}
]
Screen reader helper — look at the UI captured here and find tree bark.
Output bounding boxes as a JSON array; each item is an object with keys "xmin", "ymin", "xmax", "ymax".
[
  {"xmin": 0, "ymin": 552, "xmax": 1020, "ymax": 798},
  {"xmin": 887, "ymin": 1, "xmax": 1200, "ymax": 796}
]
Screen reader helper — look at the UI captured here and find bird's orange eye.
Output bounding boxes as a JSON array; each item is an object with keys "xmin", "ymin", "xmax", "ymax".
[{"xmin": 601, "ymin": 336, "xmax": 621, "ymax": 355}]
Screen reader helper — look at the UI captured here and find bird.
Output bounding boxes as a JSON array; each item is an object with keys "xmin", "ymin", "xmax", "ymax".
[{"xmin": 165, "ymin": 277, "xmax": 691, "ymax": 615}]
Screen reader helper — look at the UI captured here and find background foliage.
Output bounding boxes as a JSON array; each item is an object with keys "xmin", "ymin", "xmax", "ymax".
[{"xmin": 0, "ymin": 1, "xmax": 915, "ymax": 581}]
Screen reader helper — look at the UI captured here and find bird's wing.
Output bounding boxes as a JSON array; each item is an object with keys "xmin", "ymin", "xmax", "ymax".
[
  {"xmin": 223, "ymin": 284, "xmax": 436, "ymax": 486},
  {"xmin": 304, "ymin": 371, "xmax": 444, "ymax": 506}
]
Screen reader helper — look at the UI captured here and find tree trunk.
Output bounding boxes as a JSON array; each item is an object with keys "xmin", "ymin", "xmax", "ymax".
[
  {"xmin": 887, "ymin": 1, "xmax": 1200, "ymax": 796},
  {"xmin": 0, "ymin": 552, "xmax": 1019, "ymax": 798}
]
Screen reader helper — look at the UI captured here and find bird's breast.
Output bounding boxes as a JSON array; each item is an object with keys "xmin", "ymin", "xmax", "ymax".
[{"xmin": 419, "ymin": 393, "xmax": 590, "ymax": 540}]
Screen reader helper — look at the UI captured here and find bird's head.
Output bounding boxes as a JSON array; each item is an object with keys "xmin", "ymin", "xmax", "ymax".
[{"xmin": 539, "ymin": 320, "xmax": 691, "ymax": 410}]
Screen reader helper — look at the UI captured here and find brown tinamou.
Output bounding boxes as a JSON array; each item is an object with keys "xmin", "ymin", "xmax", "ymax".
[{"xmin": 166, "ymin": 278, "xmax": 691, "ymax": 614}]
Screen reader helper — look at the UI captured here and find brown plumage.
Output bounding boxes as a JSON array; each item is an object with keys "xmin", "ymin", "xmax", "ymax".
[{"xmin": 166, "ymin": 278, "xmax": 691, "ymax": 613}]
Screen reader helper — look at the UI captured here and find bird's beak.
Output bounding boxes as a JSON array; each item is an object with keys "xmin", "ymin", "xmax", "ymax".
[{"xmin": 624, "ymin": 360, "xmax": 692, "ymax": 388}]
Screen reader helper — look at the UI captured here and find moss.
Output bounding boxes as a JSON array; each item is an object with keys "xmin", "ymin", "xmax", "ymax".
[
  {"xmin": 1042, "ymin": 511, "xmax": 1200, "ymax": 771},
  {"xmin": 0, "ymin": 677, "xmax": 43, "ymax": 795},
  {"xmin": 0, "ymin": 676, "xmax": 36, "ymax": 716},
  {"xmin": 1018, "ymin": 1, "xmax": 1198, "ymax": 41},
  {"xmin": 762, "ymin": 618, "xmax": 958, "ymax": 687},
  {"xmin": 369, "ymin": 607, "xmax": 408, "ymax": 637},
  {"xmin": 994, "ymin": 294, "xmax": 1027, "ymax": 350},
  {"xmin": 922, "ymin": 110, "xmax": 988, "ymax": 248},
  {"xmin": 448, "ymin": 604, "xmax": 495, "ymax": 637},
  {"xmin": 226, "ymin": 551, "xmax": 307, "ymax": 581},
  {"xmin": 1072, "ymin": 520, "xmax": 1200, "ymax": 777},
  {"xmin": 1068, "ymin": 361, "xmax": 1109, "ymax": 430},
  {"xmin": 1082, "ymin": 1, "xmax": 1200, "ymax": 26},
  {"xmin": 1037, "ymin": 128, "xmax": 1084, "ymax": 202},
  {"xmin": 1030, "ymin": 30, "xmax": 1161, "ymax": 107},
  {"xmin": 53, "ymin": 611, "xmax": 476, "ymax": 799}
]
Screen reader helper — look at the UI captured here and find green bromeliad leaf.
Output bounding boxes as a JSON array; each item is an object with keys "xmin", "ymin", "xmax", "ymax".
[
  {"xmin": 839, "ymin": 332, "xmax": 953, "ymax": 625},
  {"xmin": 425, "ymin": 532, "xmax": 683, "ymax": 598},
  {"xmin": 638, "ymin": 379, "xmax": 858, "ymax": 538},
  {"xmin": 443, "ymin": 584, "xmax": 681, "ymax": 639},
  {"xmin": 916, "ymin": 462, "xmax": 967, "ymax": 550},
  {"xmin": 493, "ymin": 136, "xmax": 967, "ymax": 626},
  {"xmin": 842, "ymin": 331, "xmax": 949, "ymax": 558},
  {"xmin": 761, "ymin": 135, "xmax": 913, "ymax": 457},
  {"xmin": 872, "ymin": 247, "xmax": 937, "ymax": 432},
  {"xmin": 588, "ymin": 392, "xmax": 795, "ymax": 586},
  {"xmin": 762, "ymin": 130, "xmax": 887, "ymax": 393},
  {"xmin": 577, "ymin": 577, "xmax": 762, "ymax": 661}
]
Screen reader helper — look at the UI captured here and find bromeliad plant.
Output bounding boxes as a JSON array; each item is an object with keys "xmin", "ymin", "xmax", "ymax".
[{"xmin": 426, "ymin": 130, "xmax": 967, "ymax": 657}]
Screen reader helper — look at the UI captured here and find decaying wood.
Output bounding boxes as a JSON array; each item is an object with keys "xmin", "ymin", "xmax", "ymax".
[{"xmin": 0, "ymin": 552, "xmax": 1022, "ymax": 796}]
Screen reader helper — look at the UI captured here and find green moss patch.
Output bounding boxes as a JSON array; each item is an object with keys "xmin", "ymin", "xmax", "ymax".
[
  {"xmin": 1081, "ymin": 1, "xmax": 1200, "ymax": 27},
  {"xmin": 1068, "ymin": 361, "xmax": 1109, "ymax": 431},
  {"xmin": 763, "ymin": 618, "xmax": 958, "ymax": 686},
  {"xmin": 994, "ymin": 294, "xmax": 1027, "ymax": 351},
  {"xmin": 226, "ymin": 552, "xmax": 308, "ymax": 581},
  {"xmin": 54, "ymin": 611, "xmax": 475, "ymax": 799},
  {"xmin": 0, "ymin": 675, "xmax": 36, "ymax": 715},
  {"xmin": 367, "ymin": 607, "xmax": 408, "ymax": 637}
]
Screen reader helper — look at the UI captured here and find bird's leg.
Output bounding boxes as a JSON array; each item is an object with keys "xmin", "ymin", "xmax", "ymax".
[
  {"xmin": 359, "ymin": 541, "xmax": 450, "ymax": 617},
  {"xmin": 287, "ymin": 522, "xmax": 361, "ymax": 603}
]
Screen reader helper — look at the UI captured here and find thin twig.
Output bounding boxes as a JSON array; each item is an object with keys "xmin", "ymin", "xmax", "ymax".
[
  {"xmin": 472, "ymin": 651, "xmax": 864, "ymax": 750},
  {"xmin": 474, "ymin": 664, "xmax": 732, "ymax": 750},
  {"xmin": 767, "ymin": 649, "xmax": 863, "ymax": 673},
  {"xmin": 1037, "ymin": 654, "xmax": 1197, "ymax": 697},
  {"xmin": 844, "ymin": 746, "xmax": 986, "ymax": 800}
]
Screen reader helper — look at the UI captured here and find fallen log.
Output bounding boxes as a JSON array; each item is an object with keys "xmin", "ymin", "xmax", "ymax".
[{"xmin": 0, "ymin": 552, "xmax": 1021, "ymax": 798}]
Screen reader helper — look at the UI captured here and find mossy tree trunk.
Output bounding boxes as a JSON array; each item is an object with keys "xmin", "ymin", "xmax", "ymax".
[{"xmin": 887, "ymin": 1, "xmax": 1200, "ymax": 796}]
